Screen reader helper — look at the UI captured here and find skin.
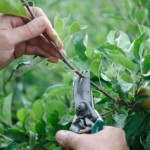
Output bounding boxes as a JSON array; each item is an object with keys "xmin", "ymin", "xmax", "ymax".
[
  {"xmin": 0, "ymin": 7, "xmax": 65, "ymax": 70},
  {"xmin": 56, "ymin": 126, "xmax": 129, "ymax": 150},
  {"xmin": 0, "ymin": 8, "xmax": 128, "ymax": 150}
]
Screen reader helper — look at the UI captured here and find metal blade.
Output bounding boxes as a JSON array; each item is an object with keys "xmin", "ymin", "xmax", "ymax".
[{"xmin": 73, "ymin": 72, "xmax": 93, "ymax": 108}]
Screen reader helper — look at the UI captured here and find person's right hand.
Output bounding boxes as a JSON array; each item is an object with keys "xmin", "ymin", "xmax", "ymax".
[
  {"xmin": 56, "ymin": 126, "xmax": 129, "ymax": 150},
  {"xmin": 0, "ymin": 7, "xmax": 65, "ymax": 70}
]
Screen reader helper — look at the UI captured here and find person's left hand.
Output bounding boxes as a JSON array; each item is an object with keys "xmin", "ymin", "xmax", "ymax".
[
  {"xmin": 56, "ymin": 126, "xmax": 129, "ymax": 150},
  {"xmin": 0, "ymin": 7, "xmax": 65, "ymax": 69}
]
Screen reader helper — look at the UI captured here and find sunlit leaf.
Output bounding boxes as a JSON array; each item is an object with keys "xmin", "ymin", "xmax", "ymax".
[
  {"xmin": 134, "ymin": 8, "xmax": 148, "ymax": 24},
  {"xmin": 70, "ymin": 22, "xmax": 87, "ymax": 35},
  {"xmin": 32, "ymin": 100, "xmax": 43, "ymax": 121},
  {"xmin": 107, "ymin": 30, "xmax": 131, "ymax": 52},
  {"xmin": 54, "ymin": 16, "xmax": 64, "ymax": 34},
  {"xmin": 138, "ymin": 25, "xmax": 150, "ymax": 36},
  {"xmin": 0, "ymin": 0, "xmax": 27, "ymax": 17},
  {"xmin": 70, "ymin": 22, "xmax": 81, "ymax": 34},
  {"xmin": 90, "ymin": 51, "xmax": 102, "ymax": 77},
  {"xmin": 43, "ymin": 84, "xmax": 71, "ymax": 99},
  {"xmin": 112, "ymin": 110, "xmax": 128, "ymax": 128},
  {"xmin": 108, "ymin": 53, "xmax": 137, "ymax": 72},
  {"xmin": 118, "ymin": 79, "xmax": 133, "ymax": 93},
  {"xmin": 74, "ymin": 33, "xmax": 87, "ymax": 61},
  {"xmin": 131, "ymin": 33, "xmax": 148, "ymax": 60},
  {"xmin": 17, "ymin": 108, "xmax": 28, "ymax": 123}
]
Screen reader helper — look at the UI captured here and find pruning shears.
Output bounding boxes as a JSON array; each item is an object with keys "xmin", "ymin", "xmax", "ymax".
[{"xmin": 70, "ymin": 72, "xmax": 104, "ymax": 134}]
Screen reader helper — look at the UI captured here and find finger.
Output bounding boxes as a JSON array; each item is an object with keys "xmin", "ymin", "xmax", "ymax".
[
  {"xmin": 25, "ymin": 45, "xmax": 59, "ymax": 63},
  {"xmin": 8, "ymin": 16, "xmax": 47, "ymax": 45},
  {"xmin": 56, "ymin": 130, "xmax": 81, "ymax": 149},
  {"xmin": 27, "ymin": 35, "xmax": 66, "ymax": 59},
  {"xmin": 0, "ymin": 14, "xmax": 24, "ymax": 29},
  {"xmin": 27, "ymin": 7, "xmax": 63, "ymax": 49},
  {"xmin": 15, "ymin": 43, "xmax": 59, "ymax": 63}
]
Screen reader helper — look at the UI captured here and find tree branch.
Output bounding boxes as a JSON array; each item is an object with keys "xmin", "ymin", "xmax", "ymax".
[{"xmin": 101, "ymin": 104, "xmax": 122, "ymax": 117}]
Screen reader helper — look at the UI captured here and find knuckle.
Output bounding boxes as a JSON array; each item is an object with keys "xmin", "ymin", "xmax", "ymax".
[
  {"xmin": 34, "ymin": 7, "xmax": 44, "ymax": 15},
  {"xmin": 61, "ymin": 132, "xmax": 81, "ymax": 147},
  {"xmin": 115, "ymin": 128, "xmax": 125, "ymax": 137},
  {"xmin": 120, "ymin": 129, "xmax": 126, "ymax": 136},
  {"xmin": 39, "ymin": 16, "xmax": 46, "ymax": 23},
  {"xmin": 23, "ymin": 24, "xmax": 33, "ymax": 36},
  {"xmin": 36, "ymin": 7, "xmax": 43, "ymax": 12},
  {"xmin": 0, "ymin": 31, "xmax": 11, "ymax": 45}
]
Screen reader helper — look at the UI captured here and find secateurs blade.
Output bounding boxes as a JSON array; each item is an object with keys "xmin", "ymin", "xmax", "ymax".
[{"xmin": 70, "ymin": 72, "xmax": 104, "ymax": 134}]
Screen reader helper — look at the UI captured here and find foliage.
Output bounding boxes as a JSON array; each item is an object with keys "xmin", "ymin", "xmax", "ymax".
[{"xmin": 0, "ymin": 0, "xmax": 150, "ymax": 150}]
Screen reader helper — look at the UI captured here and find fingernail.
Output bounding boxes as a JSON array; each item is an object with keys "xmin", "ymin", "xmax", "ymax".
[
  {"xmin": 56, "ymin": 130, "xmax": 67, "ymax": 142},
  {"xmin": 33, "ymin": 17, "xmax": 45, "ymax": 28}
]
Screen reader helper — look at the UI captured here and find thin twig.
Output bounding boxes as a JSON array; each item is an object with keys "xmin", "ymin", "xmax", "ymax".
[
  {"xmin": 22, "ymin": 0, "xmax": 119, "ymax": 103},
  {"xmin": 101, "ymin": 104, "xmax": 122, "ymax": 117},
  {"xmin": 90, "ymin": 81, "xmax": 118, "ymax": 103}
]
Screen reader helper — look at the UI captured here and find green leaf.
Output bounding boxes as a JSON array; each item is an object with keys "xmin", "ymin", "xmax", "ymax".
[
  {"xmin": 5, "ymin": 129, "xmax": 28, "ymax": 143},
  {"xmin": 74, "ymin": 33, "xmax": 87, "ymax": 61},
  {"xmin": 104, "ymin": 44, "xmax": 125, "ymax": 55},
  {"xmin": 29, "ymin": 131, "xmax": 36, "ymax": 146},
  {"xmin": 54, "ymin": 16, "xmax": 64, "ymax": 34},
  {"xmin": 112, "ymin": 110, "xmax": 128, "ymax": 128},
  {"xmin": 101, "ymin": 73, "xmax": 111, "ymax": 82},
  {"xmin": 35, "ymin": 120, "xmax": 46, "ymax": 135},
  {"xmin": 32, "ymin": 100, "xmax": 43, "ymax": 121},
  {"xmin": 107, "ymin": 30, "xmax": 131, "ymax": 52},
  {"xmin": 59, "ymin": 114, "xmax": 73, "ymax": 126},
  {"xmin": 131, "ymin": 33, "xmax": 148, "ymax": 60},
  {"xmin": 9, "ymin": 56, "xmax": 44, "ymax": 81},
  {"xmin": 17, "ymin": 108, "xmax": 28, "ymax": 123},
  {"xmin": 139, "ymin": 25, "xmax": 150, "ymax": 36},
  {"xmin": 142, "ymin": 72, "xmax": 150, "ymax": 80},
  {"xmin": 134, "ymin": 8, "xmax": 148, "ymax": 24},
  {"xmin": 124, "ymin": 114, "xmax": 147, "ymax": 143},
  {"xmin": 142, "ymin": 54, "xmax": 150, "ymax": 73},
  {"xmin": 47, "ymin": 111, "xmax": 62, "ymax": 131},
  {"xmin": 85, "ymin": 46, "xmax": 94, "ymax": 58},
  {"xmin": 118, "ymin": 79, "xmax": 133, "ymax": 93},
  {"xmin": 146, "ymin": 133, "xmax": 150, "ymax": 149},
  {"xmin": 70, "ymin": 22, "xmax": 81, "ymax": 34},
  {"xmin": 2, "ymin": 94, "xmax": 12, "ymax": 126},
  {"xmin": 90, "ymin": 52, "xmax": 102, "ymax": 77},
  {"xmin": 70, "ymin": 22, "xmax": 87, "ymax": 35},
  {"xmin": 108, "ymin": 53, "xmax": 137, "ymax": 72},
  {"xmin": 0, "ymin": 0, "xmax": 27, "ymax": 17},
  {"xmin": 43, "ymin": 84, "xmax": 71, "ymax": 99}
]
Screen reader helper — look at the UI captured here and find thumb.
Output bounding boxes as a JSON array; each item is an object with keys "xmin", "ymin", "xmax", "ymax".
[
  {"xmin": 56, "ymin": 130, "xmax": 80, "ymax": 149},
  {"xmin": 9, "ymin": 17, "xmax": 46, "ymax": 44}
]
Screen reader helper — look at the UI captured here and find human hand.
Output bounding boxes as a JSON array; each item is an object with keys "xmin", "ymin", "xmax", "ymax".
[
  {"xmin": 0, "ymin": 7, "xmax": 65, "ymax": 69},
  {"xmin": 56, "ymin": 126, "xmax": 129, "ymax": 150}
]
